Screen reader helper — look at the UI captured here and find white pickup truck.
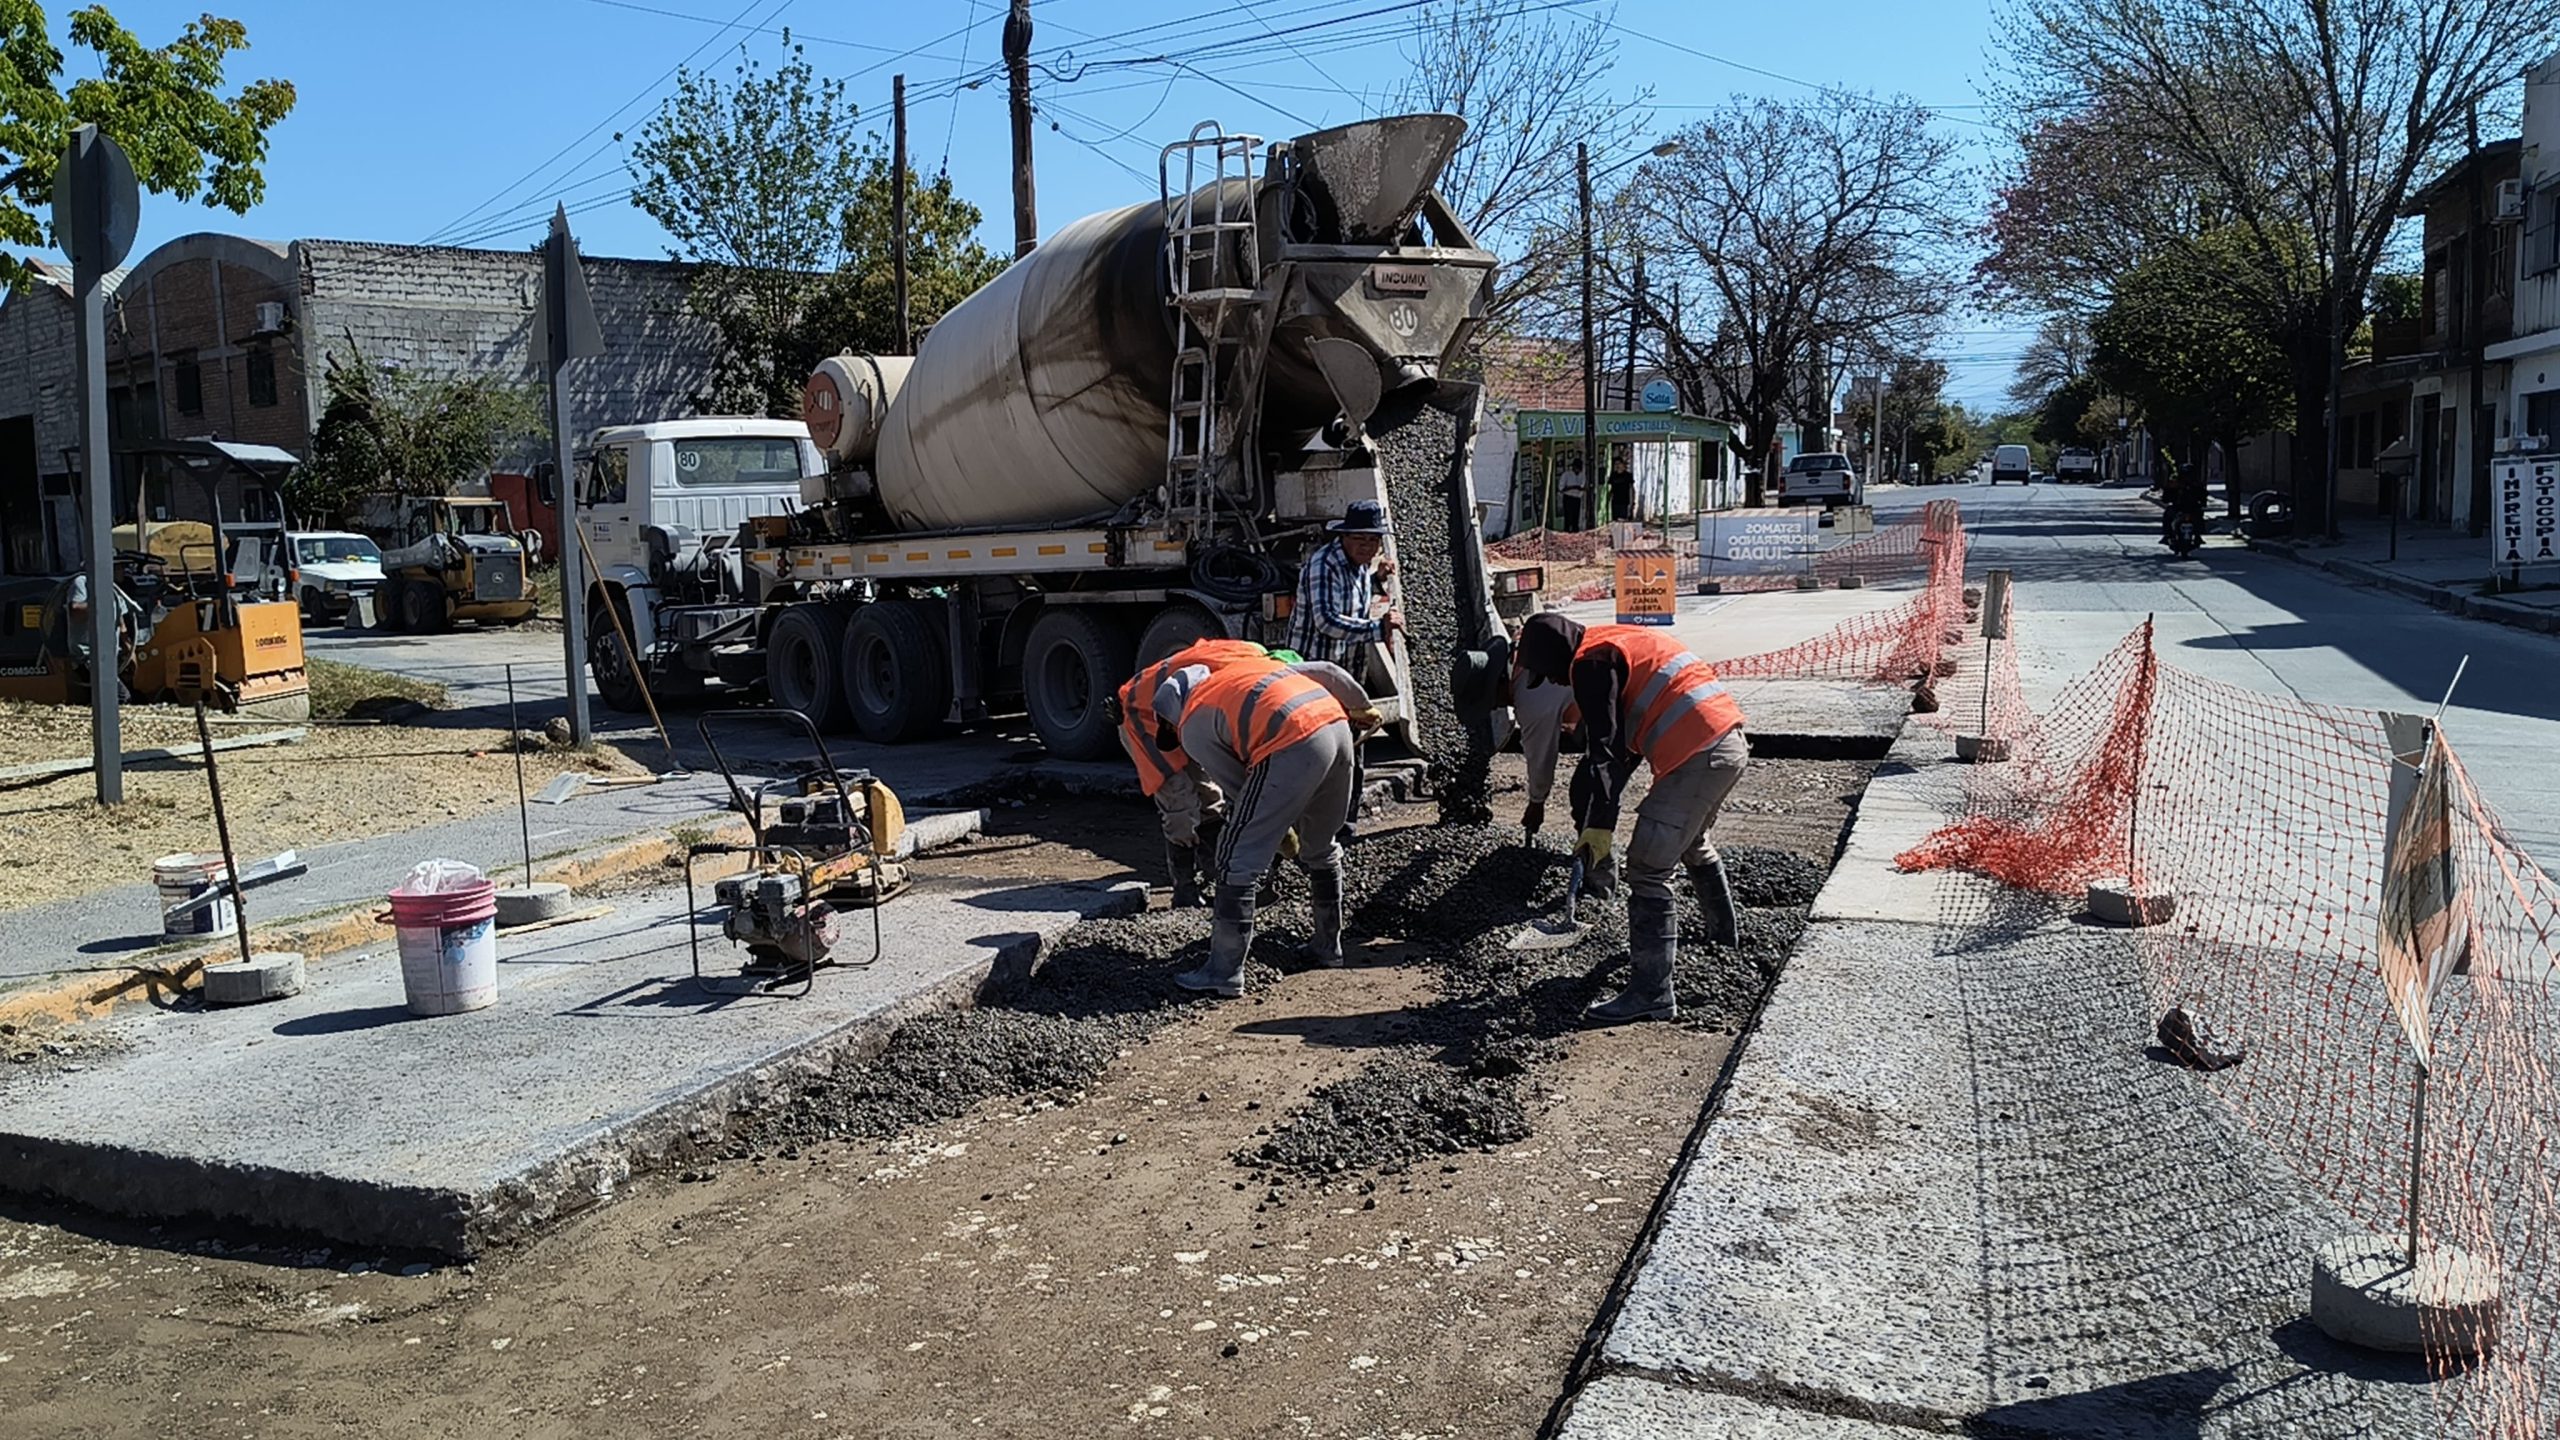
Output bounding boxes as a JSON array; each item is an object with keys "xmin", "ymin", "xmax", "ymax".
[
  {"xmin": 1775, "ymin": 450, "xmax": 1860, "ymax": 508},
  {"xmin": 2056, "ymin": 447, "xmax": 2099, "ymax": 484}
]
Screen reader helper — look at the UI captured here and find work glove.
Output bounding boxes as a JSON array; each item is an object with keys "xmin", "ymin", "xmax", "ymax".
[
  {"xmin": 1574, "ymin": 827, "xmax": 1613, "ymax": 868},
  {"xmin": 1349, "ymin": 705, "xmax": 1384, "ymax": 733},
  {"xmin": 1522, "ymin": 800, "xmax": 1546, "ymax": 838}
]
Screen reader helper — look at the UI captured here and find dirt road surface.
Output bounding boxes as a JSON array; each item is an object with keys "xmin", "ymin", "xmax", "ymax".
[{"xmin": 0, "ymin": 756, "xmax": 1869, "ymax": 1439}]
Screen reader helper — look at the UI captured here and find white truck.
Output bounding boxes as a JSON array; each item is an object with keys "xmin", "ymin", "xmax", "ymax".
[
  {"xmin": 1990, "ymin": 443, "xmax": 2033, "ymax": 486},
  {"xmin": 2055, "ymin": 447, "xmax": 2099, "ymax": 484}
]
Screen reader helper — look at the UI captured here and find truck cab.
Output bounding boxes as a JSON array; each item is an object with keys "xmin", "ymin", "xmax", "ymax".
[{"xmin": 577, "ymin": 418, "xmax": 822, "ymax": 708}]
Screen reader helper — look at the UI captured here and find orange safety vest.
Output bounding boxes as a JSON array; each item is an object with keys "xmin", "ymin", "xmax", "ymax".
[
  {"xmin": 1117, "ymin": 638, "xmax": 1269, "ymax": 796},
  {"xmin": 1579, "ymin": 624, "xmax": 1745, "ymax": 775},
  {"xmin": 1184, "ymin": 657, "xmax": 1348, "ymax": 769}
]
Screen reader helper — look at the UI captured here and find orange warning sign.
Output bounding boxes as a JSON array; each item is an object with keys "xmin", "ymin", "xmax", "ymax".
[{"xmin": 1614, "ymin": 551, "xmax": 1679, "ymax": 625}]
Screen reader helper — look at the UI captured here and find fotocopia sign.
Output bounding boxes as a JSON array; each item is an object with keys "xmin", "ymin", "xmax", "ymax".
[{"xmin": 2492, "ymin": 458, "xmax": 2560, "ymax": 571}]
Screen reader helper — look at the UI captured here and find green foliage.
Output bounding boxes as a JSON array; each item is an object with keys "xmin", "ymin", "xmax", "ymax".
[
  {"xmin": 0, "ymin": 4, "xmax": 293, "ymax": 270},
  {"xmin": 2369, "ymin": 271, "xmax": 2423, "ymax": 325},
  {"xmin": 2032, "ymin": 373, "xmax": 2099, "ymax": 448},
  {"xmin": 628, "ymin": 36, "xmax": 1003, "ymax": 416},
  {"xmin": 2089, "ymin": 229, "xmax": 2296, "ymax": 456},
  {"xmin": 293, "ymin": 343, "xmax": 545, "ymax": 520}
]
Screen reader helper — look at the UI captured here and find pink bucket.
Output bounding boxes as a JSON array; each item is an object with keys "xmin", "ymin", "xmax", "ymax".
[{"xmin": 381, "ymin": 863, "xmax": 499, "ymax": 1016}]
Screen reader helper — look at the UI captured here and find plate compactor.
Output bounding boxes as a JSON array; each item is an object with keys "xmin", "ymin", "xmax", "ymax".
[{"xmin": 685, "ymin": 709, "xmax": 910, "ymax": 996}]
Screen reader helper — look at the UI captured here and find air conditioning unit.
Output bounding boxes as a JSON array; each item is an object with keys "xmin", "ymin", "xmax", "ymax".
[
  {"xmin": 2497, "ymin": 178, "xmax": 2526, "ymax": 221},
  {"xmin": 251, "ymin": 300, "xmax": 288, "ymax": 336}
]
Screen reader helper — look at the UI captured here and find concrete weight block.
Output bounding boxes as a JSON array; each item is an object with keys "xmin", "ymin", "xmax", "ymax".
[
  {"xmin": 203, "ymin": 952, "xmax": 305, "ymax": 1006},
  {"xmin": 2310, "ymin": 1234, "xmax": 2497, "ymax": 1356},
  {"xmin": 496, "ymin": 883, "xmax": 574, "ymax": 928},
  {"xmin": 2086, "ymin": 881, "xmax": 2176, "ymax": 927}
]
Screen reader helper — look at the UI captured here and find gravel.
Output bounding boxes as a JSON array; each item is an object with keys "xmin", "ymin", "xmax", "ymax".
[
  {"xmin": 1375, "ymin": 399, "xmax": 1495, "ymax": 825},
  {"xmin": 1239, "ymin": 1058, "xmax": 1531, "ymax": 1176}
]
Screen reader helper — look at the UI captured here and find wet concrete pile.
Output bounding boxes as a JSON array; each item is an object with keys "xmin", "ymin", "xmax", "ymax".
[
  {"xmin": 1239, "ymin": 828, "xmax": 1818, "ymax": 1180},
  {"xmin": 1375, "ymin": 400, "xmax": 1494, "ymax": 825}
]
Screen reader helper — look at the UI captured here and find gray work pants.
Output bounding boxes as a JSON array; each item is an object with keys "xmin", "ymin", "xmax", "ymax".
[
  {"xmin": 1624, "ymin": 728, "xmax": 1749, "ymax": 902},
  {"xmin": 1195, "ymin": 719, "xmax": 1357, "ymax": 888}
]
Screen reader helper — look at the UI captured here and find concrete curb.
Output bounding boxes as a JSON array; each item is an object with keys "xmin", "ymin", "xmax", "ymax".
[{"xmin": 2250, "ymin": 537, "xmax": 2560, "ymax": 636}]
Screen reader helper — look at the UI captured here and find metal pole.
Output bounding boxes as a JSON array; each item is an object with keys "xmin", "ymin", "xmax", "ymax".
[
  {"xmin": 2408, "ymin": 1061, "xmax": 2429, "ymax": 1266},
  {"xmin": 550, "ymin": 355, "xmax": 589, "ymax": 746},
  {"xmin": 508, "ymin": 663, "xmax": 533, "ymax": 888},
  {"xmin": 1578, "ymin": 141, "xmax": 1597, "ymax": 534},
  {"xmin": 892, "ymin": 73, "xmax": 912, "ymax": 354},
  {"xmin": 72, "ymin": 129, "xmax": 119, "ymax": 806},
  {"xmin": 1004, "ymin": 0, "xmax": 1037, "ymax": 258},
  {"xmin": 2465, "ymin": 104, "xmax": 2489, "ymax": 539},
  {"xmin": 194, "ymin": 699, "xmax": 254, "ymax": 968}
]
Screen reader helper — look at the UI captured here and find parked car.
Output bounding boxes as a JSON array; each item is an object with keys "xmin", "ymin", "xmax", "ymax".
[
  {"xmin": 1990, "ymin": 444, "xmax": 2032, "ymax": 485},
  {"xmin": 2031, "ymin": 471, "xmax": 2052, "ymax": 486},
  {"xmin": 2056, "ymin": 447, "xmax": 2100, "ymax": 483},
  {"xmin": 1775, "ymin": 450, "xmax": 1860, "ymax": 508},
  {"xmin": 287, "ymin": 530, "xmax": 386, "ymax": 620}
]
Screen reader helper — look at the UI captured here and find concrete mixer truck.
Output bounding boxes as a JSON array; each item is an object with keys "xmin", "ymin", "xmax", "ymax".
[{"xmin": 579, "ymin": 115, "xmax": 1523, "ymax": 774}]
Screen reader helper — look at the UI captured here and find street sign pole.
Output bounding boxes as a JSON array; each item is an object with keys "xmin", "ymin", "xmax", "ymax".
[
  {"xmin": 56, "ymin": 125, "xmax": 140, "ymax": 805},
  {"xmin": 542, "ymin": 205, "xmax": 606, "ymax": 746}
]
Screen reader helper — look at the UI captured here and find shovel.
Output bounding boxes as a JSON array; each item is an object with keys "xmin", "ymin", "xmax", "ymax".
[{"xmin": 1507, "ymin": 856, "xmax": 1590, "ymax": 951}]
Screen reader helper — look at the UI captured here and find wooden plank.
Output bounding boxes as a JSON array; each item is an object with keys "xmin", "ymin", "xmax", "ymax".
[{"xmin": 0, "ymin": 728, "xmax": 308, "ymax": 784}]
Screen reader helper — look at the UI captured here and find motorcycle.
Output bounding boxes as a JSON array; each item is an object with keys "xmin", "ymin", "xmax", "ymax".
[{"xmin": 2164, "ymin": 509, "xmax": 2203, "ymax": 557}]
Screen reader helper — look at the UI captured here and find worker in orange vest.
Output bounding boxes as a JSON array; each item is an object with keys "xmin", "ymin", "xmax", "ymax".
[
  {"xmin": 1106, "ymin": 637, "xmax": 1273, "ymax": 907},
  {"xmin": 1151, "ymin": 654, "xmax": 1380, "ymax": 997},
  {"xmin": 1513, "ymin": 612, "xmax": 1750, "ymax": 1024}
]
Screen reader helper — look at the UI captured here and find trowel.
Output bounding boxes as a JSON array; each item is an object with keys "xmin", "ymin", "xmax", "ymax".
[{"xmin": 1507, "ymin": 856, "xmax": 1590, "ymax": 951}]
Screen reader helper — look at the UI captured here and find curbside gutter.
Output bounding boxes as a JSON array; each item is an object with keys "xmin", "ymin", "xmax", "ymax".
[{"xmin": 2250, "ymin": 535, "xmax": 2560, "ymax": 635}]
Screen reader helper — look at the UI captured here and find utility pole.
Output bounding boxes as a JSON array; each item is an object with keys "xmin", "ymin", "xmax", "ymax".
[
  {"xmin": 1005, "ymin": 0, "xmax": 1037, "ymax": 257},
  {"xmin": 58, "ymin": 125, "xmax": 139, "ymax": 806},
  {"xmin": 2466, "ymin": 104, "xmax": 2489, "ymax": 537},
  {"xmin": 893, "ymin": 73, "xmax": 913, "ymax": 353},
  {"xmin": 542, "ymin": 206, "xmax": 605, "ymax": 746},
  {"xmin": 1577, "ymin": 140, "xmax": 1598, "ymax": 523},
  {"xmin": 1623, "ymin": 251, "xmax": 1645, "ymax": 410}
]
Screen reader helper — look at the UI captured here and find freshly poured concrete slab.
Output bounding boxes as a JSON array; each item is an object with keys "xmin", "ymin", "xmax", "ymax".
[
  {"xmin": 1555, "ymin": 1374, "xmax": 1930, "ymax": 1439},
  {"xmin": 1728, "ymin": 679, "xmax": 1914, "ymax": 757},
  {"xmin": 0, "ymin": 869, "xmax": 1143, "ymax": 1256}
]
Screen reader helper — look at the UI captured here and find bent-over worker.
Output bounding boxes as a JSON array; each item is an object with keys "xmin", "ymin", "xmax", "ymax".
[
  {"xmin": 1153, "ymin": 655, "xmax": 1379, "ymax": 997},
  {"xmin": 1513, "ymin": 612, "xmax": 1750, "ymax": 1025},
  {"xmin": 1107, "ymin": 636, "xmax": 1272, "ymax": 907}
]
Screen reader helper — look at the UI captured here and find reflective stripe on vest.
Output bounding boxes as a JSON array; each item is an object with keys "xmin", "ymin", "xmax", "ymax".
[
  {"xmin": 1190, "ymin": 660, "xmax": 1345, "ymax": 768},
  {"xmin": 1583, "ymin": 624, "xmax": 1745, "ymax": 774},
  {"xmin": 1116, "ymin": 639, "xmax": 1267, "ymax": 796}
]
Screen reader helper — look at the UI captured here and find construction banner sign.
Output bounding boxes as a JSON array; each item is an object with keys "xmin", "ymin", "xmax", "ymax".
[
  {"xmin": 1614, "ymin": 551, "xmax": 1679, "ymax": 625},
  {"xmin": 2377, "ymin": 724, "xmax": 2472, "ymax": 1067}
]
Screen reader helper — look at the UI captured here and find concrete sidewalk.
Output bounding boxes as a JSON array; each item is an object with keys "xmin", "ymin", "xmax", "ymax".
[
  {"xmin": 0, "ymin": 827, "xmax": 1145, "ymax": 1257},
  {"xmin": 2250, "ymin": 517, "xmax": 2560, "ymax": 636},
  {"xmin": 1551, "ymin": 722, "xmax": 2453, "ymax": 1438}
]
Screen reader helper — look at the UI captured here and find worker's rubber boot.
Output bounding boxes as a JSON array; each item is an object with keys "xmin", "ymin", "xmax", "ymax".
[
  {"xmin": 1688, "ymin": 859, "xmax": 1741, "ymax": 947},
  {"xmin": 1584, "ymin": 894, "xmax": 1679, "ymax": 1025},
  {"xmin": 1174, "ymin": 882, "xmax": 1256, "ymax": 999},
  {"xmin": 1305, "ymin": 865, "xmax": 1346, "ymax": 967},
  {"xmin": 1584, "ymin": 851, "xmax": 1620, "ymax": 900},
  {"xmin": 1167, "ymin": 842, "xmax": 1204, "ymax": 910}
]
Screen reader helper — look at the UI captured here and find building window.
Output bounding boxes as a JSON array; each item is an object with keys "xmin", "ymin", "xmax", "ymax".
[
  {"xmin": 2488, "ymin": 222, "xmax": 2516, "ymax": 303},
  {"xmin": 2531, "ymin": 187, "xmax": 2560, "ymax": 277},
  {"xmin": 247, "ymin": 346, "xmax": 277, "ymax": 407},
  {"xmin": 172, "ymin": 353, "xmax": 203, "ymax": 416}
]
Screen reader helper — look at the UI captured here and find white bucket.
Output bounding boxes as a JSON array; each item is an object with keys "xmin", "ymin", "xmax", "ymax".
[
  {"xmin": 386, "ymin": 859, "xmax": 500, "ymax": 1016},
  {"xmin": 154, "ymin": 852, "xmax": 236, "ymax": 939}
]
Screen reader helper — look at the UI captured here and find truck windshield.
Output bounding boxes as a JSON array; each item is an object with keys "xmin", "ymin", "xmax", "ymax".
[
  {"xmin": 671, "ymin": 438, "xmax": 805, "ymax": 487},
  {"xmin": 296, "ymin": 536, "xmax": 380, "ymax": 565}
]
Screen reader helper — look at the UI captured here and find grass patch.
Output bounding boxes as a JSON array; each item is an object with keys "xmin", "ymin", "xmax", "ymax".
[{"xmin": 306, "ymin": 657, "xmax": 447, "ymax": 721}]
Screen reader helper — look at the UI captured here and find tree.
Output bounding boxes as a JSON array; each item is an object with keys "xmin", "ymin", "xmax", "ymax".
[
  {"xmin": 2006, "ymin": 313, "xmax": 2093, "ymax": 413},
  {"xmin": 0, "ymin": 5, "xmax": 294, "ymax": 274},
  {"xmin": 2090, "ymin": 229, "xmax": 2296, "ymax": 499},
  {"xmin": 293, "ymin": 342, "xmax": 545, "ymax": 521},
  {"xmin": 1841, "ymin": 356, "xmax": 1951, "ymax": 483},
  {"xmin": 1387, "ymin": 0, "xmax": 1650, "ymax": 341},
  {"xmin": 628, "ymin": 37, "xmax": 1002, "ymax": 416},
  {"xmin": 1992, "ymin": 0, "xmax": 2560, "ymax": 534},
  {"xmin": 1626, "ymin": 96, "xmax": 1965, "ymax": 504}
]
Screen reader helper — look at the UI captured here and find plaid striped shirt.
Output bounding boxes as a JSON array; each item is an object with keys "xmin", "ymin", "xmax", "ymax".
[{"xmin": 1286, "ymin": 538, "xmax": 1381, "ymax": 667}]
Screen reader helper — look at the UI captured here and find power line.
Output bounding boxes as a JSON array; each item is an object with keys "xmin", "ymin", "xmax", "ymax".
[
  {"xmin": 423, "ymin": 0, "xmax": 788, "ymax": 244},
  {"xmin": 572, "ymin": 0, "xmax": 969, "ymax": 62},
  {"xmin": 1587, "ymin": 14, "xmax": 2002, "ymax": 133}
]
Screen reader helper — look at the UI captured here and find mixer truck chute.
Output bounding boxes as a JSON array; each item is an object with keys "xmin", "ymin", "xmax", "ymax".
[{"xmin": 594, "ymin": 114, "xmax": 1519, "ymax": 774}]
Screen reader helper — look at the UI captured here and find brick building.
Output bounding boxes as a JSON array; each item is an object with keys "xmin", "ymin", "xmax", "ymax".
[{"xmin": 0, "ymin": 230, "xmax": 720, "ymax": 576}]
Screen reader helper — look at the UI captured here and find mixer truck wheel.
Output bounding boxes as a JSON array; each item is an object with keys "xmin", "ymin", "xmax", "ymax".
[
  {"xmin": 766, "ymin": 603, "xmax": 854, "ymax": 731},
  {"xmin": 843, "ymin": 600, "xmax": 949, "ymax": 743},
  {"xmin": 1023, "ymin": 608, "xmax": 1135, "ymax": 762},
  {"xmin": 1135, "ymin": 603, "xmax": 1225, "ymax": 666}
]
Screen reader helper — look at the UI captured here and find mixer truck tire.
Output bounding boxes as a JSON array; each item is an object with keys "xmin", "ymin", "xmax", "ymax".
[
  {"xmin": 1023, "ymin": 608, "xmax": 1136, "ymax": 761},
  {"xmin": 766, "ymin": 603, "xmax": 854, "ymax": 732},
  {"xmin": 587, "ymin": 587, "xmax": 650, "ymax": 714},
  {"xmin": 1135, "ymin": 603, "xmax": 1226, "ymax": 666},
  {"xmin": 842, "ymin": 600, "xmax": 949, "ymax": 744}
]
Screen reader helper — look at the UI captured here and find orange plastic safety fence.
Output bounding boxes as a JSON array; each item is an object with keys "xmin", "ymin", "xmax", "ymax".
[
  {"xmin": 1713, "ymin": 500, "xmax": 1971, "ymax": 685},
  {"xmin": 1900, "ymin": 617, "xmax": 2560, "ymax": 1434}
]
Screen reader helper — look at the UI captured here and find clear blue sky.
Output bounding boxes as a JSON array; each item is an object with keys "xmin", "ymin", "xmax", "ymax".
[{"xmin": 91, "ymin": 0, "xmax": 2030, "ymax": 404}]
